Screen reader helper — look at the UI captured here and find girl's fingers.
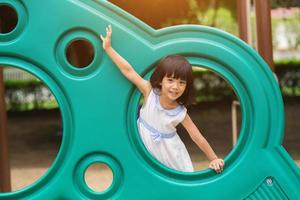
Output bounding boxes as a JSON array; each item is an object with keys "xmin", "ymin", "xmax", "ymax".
[
  {"xmin": 219, "ymin": 163, "xmax": 223, "ymax": 170},
  {"xmin": 215, "ymin": 164, "xmax": 220, "ymax": 172},
  {"xmin": 209, "ymin": 160, "xmax": 224, "ymax": 173},
  {"xmin": 218, "ymin": 162, "xmax": 224, "ymax": 172},
  {"xmin": 220, "ymin": 159, "xmax": 224, "ymax": 165},
  {"xmin": 214, "ymin": 166, "xmax": 220, "ymax": 173},
  {"xmin": 212, "ymin": 163, "xmax": 217, "ymax": 170},
  {"xmin": 100, "ymin": 35, "xmax": 104, "ymax": 41},
  {"xmin": 218, "ymin": 163, "xmax": 222, "ymax": 170}
]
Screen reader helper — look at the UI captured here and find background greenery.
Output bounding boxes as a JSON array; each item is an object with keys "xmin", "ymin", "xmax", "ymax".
[
  {"xmin": 4, "ymin": 60, "xmax": 299, "ymax": 111},
  {"xmin": 3, "ymin": 0, "xmax": 300, "ymax": 111}
]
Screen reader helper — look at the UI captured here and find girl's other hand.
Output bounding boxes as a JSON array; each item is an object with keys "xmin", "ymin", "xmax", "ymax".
[
  {"xmin": 209, "ymin": 158, "xmax": 224, "ymax": 173},
  {"xmin": 100, "ymin": 24, "xmax": 112, "ymax": 50}
]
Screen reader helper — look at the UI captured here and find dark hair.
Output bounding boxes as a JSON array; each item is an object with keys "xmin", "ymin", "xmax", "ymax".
[{"xmin": 150, "ymin": 55, "xmax": 195, "ymax": 106}]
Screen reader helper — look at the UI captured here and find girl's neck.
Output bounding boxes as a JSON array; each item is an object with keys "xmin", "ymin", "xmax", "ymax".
[{"xmin": 159, "ymin": 95, "xmax": 178, "ymax": 110}]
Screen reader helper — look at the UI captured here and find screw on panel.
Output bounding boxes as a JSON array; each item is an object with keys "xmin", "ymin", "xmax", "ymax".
[{"xmin": 266, "ymin": 177, "xmax": 273, "ymax": 185}]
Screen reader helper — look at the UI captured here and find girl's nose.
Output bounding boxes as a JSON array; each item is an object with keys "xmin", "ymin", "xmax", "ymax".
[{"xmin": 172, "ymin": 82, "xmax": 179, "ymax": 89}]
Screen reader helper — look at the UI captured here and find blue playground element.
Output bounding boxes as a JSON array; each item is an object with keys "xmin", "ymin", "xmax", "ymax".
[{"xmin": 0, "ymin": 0, "xmax": 299, "ymax": 199}]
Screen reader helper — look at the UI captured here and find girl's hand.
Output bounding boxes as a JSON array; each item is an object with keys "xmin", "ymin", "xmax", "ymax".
[
  {"xmin": 209, "ymin": 158, "xmax": 224, "ymax": 173},
  {"xmin": 100, "ymin": 25, "xmax": 112, "ymax": 50}
]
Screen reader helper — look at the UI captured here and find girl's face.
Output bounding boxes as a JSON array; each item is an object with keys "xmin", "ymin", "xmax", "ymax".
[{"xmin": 160, "ymin": 75, "xmax": 187, "ymax": 101}]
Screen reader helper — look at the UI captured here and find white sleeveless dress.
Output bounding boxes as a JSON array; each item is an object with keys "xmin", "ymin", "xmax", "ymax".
[{"xmin": 137, "ymin": 89, "xmax": 194, "ymax": 172}]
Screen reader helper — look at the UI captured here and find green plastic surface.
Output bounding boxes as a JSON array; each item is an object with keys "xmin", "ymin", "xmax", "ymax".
[{"xmin": 0, "ymin": 0, "xmax": 299, "ymax": 199}]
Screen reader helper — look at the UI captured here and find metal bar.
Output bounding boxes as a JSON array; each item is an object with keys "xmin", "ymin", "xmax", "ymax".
[
  {"xmin": 231, "ymin": 100, "xmax": 240, "ymax": 147},
  {"xmin": 237, "ymin": 0, "xmax": 252, "ymax": 44},
  {"xmin": 0, "ymin": 67, "xmax": 11, "ymax": 192},
  {"xmin": 0, "ymin": 14, "xmax": 11, "ymax": 191},
  {"xmin": 254, "ymin": 0, "xmax": 274, "ymax": 71}
]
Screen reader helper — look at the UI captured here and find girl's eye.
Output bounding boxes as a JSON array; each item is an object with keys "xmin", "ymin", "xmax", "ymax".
[
  {"xmin": 167, "ymin": 78, "xmax": 174, "ymax": 82},
  {"xmin": 179, "ymin": 81, "xmax": 186, "ymax": 85}
]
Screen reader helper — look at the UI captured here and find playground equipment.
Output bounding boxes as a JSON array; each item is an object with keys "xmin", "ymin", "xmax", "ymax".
[{"xmin": 0, "ymin": 0, "xmax": 299, "ymax": 199}]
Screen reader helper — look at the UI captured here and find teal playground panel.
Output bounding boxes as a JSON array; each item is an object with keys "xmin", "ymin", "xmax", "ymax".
[{"xmin": 0, "ymin": 0, "xmax": 299, "ymax": 199}]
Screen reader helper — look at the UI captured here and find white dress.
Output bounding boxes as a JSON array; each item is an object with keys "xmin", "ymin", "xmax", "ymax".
[{"xmin": 137, "ymin": 89, "xmax": 194, "ymax": 172}]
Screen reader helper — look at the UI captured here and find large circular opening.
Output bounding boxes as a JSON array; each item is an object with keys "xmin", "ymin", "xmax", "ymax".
[
  {"xmin": 0, "ymin": 67, "xmax": 62, "ymax": 192},
  {"xmin": 136, "ymin": 65, "xmax": 241, "ymax": 173},
  {"xmin": 0, "ymin": 5, "xmax": 18, "ymax": 34},
  {"xmin": 178, "ymin": 66, "xmax": 241, "ymax": 171}
]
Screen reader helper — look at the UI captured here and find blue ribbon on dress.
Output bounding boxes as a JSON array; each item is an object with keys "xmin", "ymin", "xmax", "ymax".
[{"xmin": 138, "ymin": 118, "xmax": 176, "ymax": 143}]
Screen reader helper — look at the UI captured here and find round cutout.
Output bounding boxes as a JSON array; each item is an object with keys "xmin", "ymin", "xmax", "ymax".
[
  {"xmin": 84, "ymin": 162, "xmax": 113, "ymax": 193},
  {"xmin": 136, "ymin": 65, "xmax": 242, "ymax": 173},
  {"xmin": 0, "ymin": 5, "xmax": 18, "ymax": 34},
  {"xmin": 66, "ymin": 39, "xmax": 95, "ymax": 68}
]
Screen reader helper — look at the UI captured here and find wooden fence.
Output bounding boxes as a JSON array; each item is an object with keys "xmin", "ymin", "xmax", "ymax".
[{"xmin": 3, "ymin": 68, "xmax": 37, "ymax": 81}]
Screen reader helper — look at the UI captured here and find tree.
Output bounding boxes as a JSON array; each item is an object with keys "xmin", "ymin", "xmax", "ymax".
[
  {"xmin": 160, "ymin": 0, "xmax": 237, "ymax": 34},
  {"xmin": 272, "ymin": 0, "xmax": 300, "ymax": 8},
  {"xmin": 109, "ymin": 0, "xmax": 237, "ymax": 31}
]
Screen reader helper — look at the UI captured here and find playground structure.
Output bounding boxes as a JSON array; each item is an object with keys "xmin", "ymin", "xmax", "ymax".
[{"xmin": 0, "ymin": 0, "xmax": 299, "ymax": 199}]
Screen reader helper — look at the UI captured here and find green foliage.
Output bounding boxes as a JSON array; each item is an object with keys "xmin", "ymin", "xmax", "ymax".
[
  {"xmin": 5, "ymin": 60, "xmax": 299, "ymax": 111},
  {"xmin": 5, "ymin": 79, "xmax": 41, "ymax": 89},
  {"xmin": 275, "ymin": 59, "xmax": 300, "ymax": 96},
  {"xmin": 192, "ymin": 68, "xmax": 236, "ymax": 103},
  {"xmin": 4, "ymin": 80, "xmax": 58, "ymax": 111},
  {"xmin": 275, "ymin": 59, "xmax": 300, "ymax": 71},
  {"xmin": 250, "ymin": 10, "xmax": 300, "ymax": 50},
  {"xmin": 160, "ymin": 0, "xmax": 238, "ymax": 35},
  {"xmin": 191, "ymin": 60, "xmax": 300, "ymax": 103},
  {"xmin": 271, "ymin": 11, "xmax": 300, "ymax": 49},
  {"xmin": 283, "ymin": 12, "xmax": 300, "ymax": 49},
  {"xmin": 272, "ymin": 0, "xmax": 300, "ymax": 8},
  {"xmin": 110, "ymin": 0, "xmax": 237, "ymax": 30}
]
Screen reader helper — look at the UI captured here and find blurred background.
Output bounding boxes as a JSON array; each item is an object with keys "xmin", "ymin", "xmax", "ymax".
[{"xmin": 0, "ymin": 0, "xmax": 299, "ymax": 193}]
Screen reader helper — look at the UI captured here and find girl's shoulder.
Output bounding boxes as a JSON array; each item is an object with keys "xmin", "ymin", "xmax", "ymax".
[{"xmin": 142, "ymin": 86, "xmax": 154, "ymax": 107}]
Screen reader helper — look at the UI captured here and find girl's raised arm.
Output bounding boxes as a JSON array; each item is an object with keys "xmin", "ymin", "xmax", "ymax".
[{"xmin": 100, "ymin": 25, "xmax": 151, "ymax": 97}]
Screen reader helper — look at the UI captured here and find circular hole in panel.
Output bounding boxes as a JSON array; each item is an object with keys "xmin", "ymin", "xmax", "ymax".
[
  {"xmin": 1, "ymin": 67, "xmax": 62, "ymax": 192},
  {"xmin": 74, "ymin": 154, "xmax": 122, "ymax": 199},
  {"xmin": 136, "ymin": 65, "xmax": 241, "ymax": 173},
  {"xmin": 55, "ymin": 29, "xmax": 103, "ymax": 77},
  {"xmin": 0, "ymin": 4, "xmax": 18, "ymax": 34},
  {"xmin": 66, "ymin": 39, "xmax": 95, "ymax": 68},
  {"xmin": 181, "ymin": 66, "xmax": 241, "ymax": 171},
  {"xmin": 84, "ymin": 162, "xmax": 114, "ymax": 193}
]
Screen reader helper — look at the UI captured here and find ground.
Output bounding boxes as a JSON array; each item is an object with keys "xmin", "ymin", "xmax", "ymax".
[{"xmin": 2, "ymin": 98, "xmax": 300, "ymax": 192}]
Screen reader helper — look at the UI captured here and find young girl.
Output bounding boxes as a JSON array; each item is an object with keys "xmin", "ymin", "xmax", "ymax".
[{"xmin": 100, "ymin": 25, "xmax": 224, "ymax": 173}]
